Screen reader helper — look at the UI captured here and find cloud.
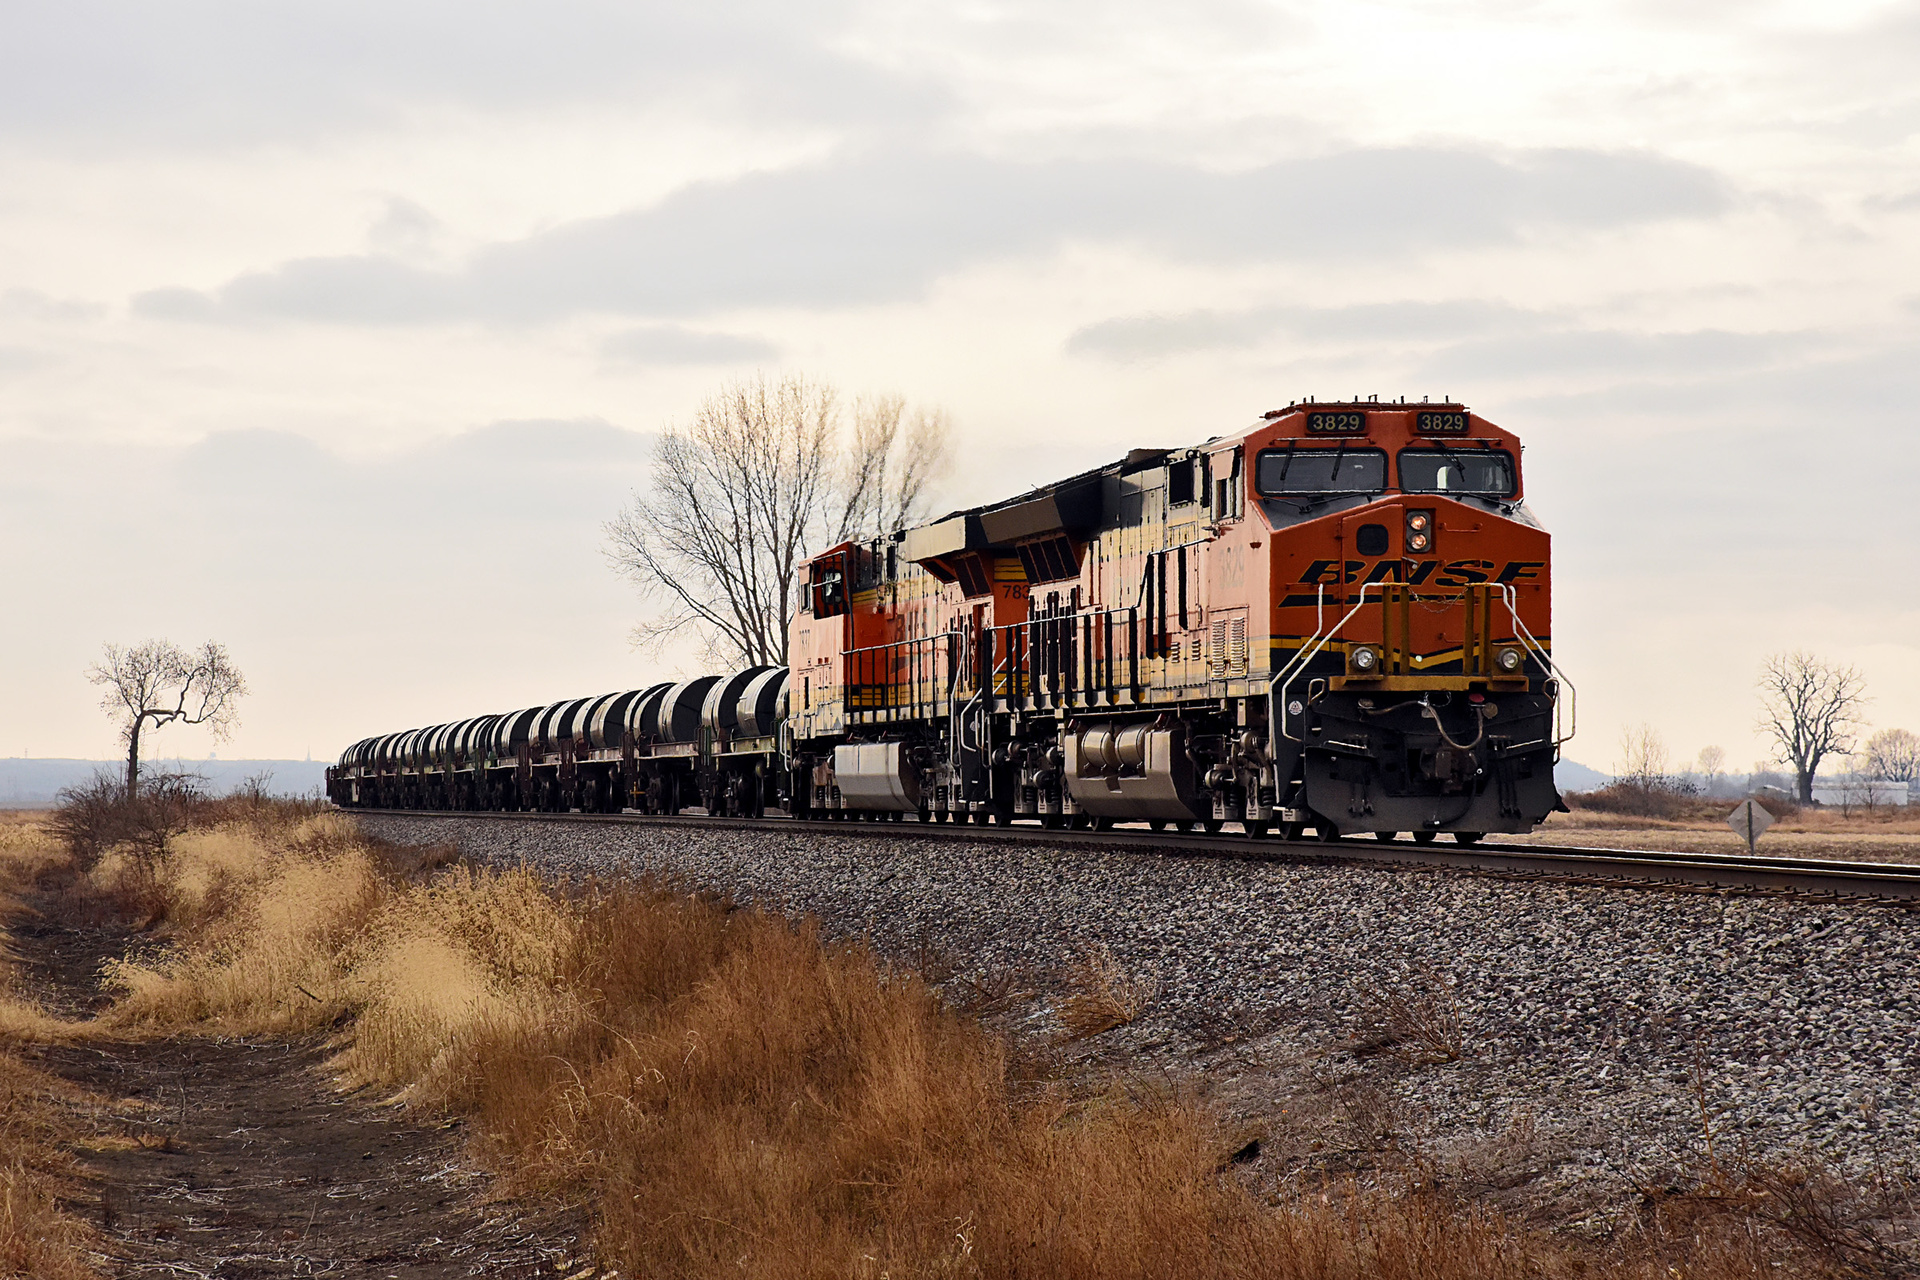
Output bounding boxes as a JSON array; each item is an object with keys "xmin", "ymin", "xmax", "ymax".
[
  {"xmin": 132, "ymin": 146, "xmax": 1730, "ymax": 326},
  {"xmin": 0, "ymin": 346, "xmax": 50, "ymax": 374},
  {"xmin": 0, "ymin": 0, "xmax": 927, "ymax": 147},
  {"xmin": 601, "ymin": 325, "xmax": 778, "ymax": 366},
  {"xmin": 1068, "ymin": 299, "xmax": 1535, "ymax": 360},
  {"xmin": 0, "ymin": 289, "xmax": 107, "ymax": 323},
  {"xmin": 1421, "ymin": 327, "xmax": 1807, "ymax": 384}
]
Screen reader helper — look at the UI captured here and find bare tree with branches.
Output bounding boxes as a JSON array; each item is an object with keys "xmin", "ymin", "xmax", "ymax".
[
  {"xmin": 1865, "ymin": 727, "xmax": 1920, "ymax": 783},
  {"xmin": 604, "ymin": 373, "xmax": 950, "ymax": 666},
  {"xmin": 88, "ymin": 639, "xmax": 248, "ymax": 794},
  {"xmin": 1696, "ymin": 744, "xmax": 1726, "ymax": 796},
  {"xmin": 1756, "ymin": 651, "xmax": 1867, "ymax": 804}
]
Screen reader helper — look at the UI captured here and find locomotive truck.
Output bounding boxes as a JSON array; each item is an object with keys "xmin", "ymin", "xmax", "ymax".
[{"xmin": 329, "ymin": 399, "xmax": 1572, "ymax": 843}]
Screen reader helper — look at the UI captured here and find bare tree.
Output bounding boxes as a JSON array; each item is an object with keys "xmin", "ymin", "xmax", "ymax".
[
  {"xmin": 1697, "ymin": 745, "xmax": 1726, "ymax": 796},
  {"xmin": 605, "ymin": 373, "xmax": 951, "ymax": 667},
  {"xmin": 1616, "ymin": 723, "xmax": 1670, "ymax": 789},
  {"xmin": 1756, "ymin": 650, "xmax": 1867, "ymax": 804},
  {"xmin": 1865, "ymin": 727, "xmax": 1920, "ymax": 783},
  {"xmin": 88, "ymin": 640, "xmax": 247, "ymax": 794}
]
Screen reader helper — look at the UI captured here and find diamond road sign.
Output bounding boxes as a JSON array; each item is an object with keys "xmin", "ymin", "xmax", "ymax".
[{"xmin": 1727, "ymin": 799, "xmax": 1775, "ymax": 851}]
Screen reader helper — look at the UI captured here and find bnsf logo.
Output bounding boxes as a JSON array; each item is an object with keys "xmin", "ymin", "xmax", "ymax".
[{"xmin": 1298, "ymin": 559, "xmax": 1545, "ymax": 587}]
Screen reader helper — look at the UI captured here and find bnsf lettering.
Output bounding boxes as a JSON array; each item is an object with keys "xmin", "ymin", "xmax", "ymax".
[{"xmin": 1296, "ymin": 559, "xmax": 1541, "ymax": 587}]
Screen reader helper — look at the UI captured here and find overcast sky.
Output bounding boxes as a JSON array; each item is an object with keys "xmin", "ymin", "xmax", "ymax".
[{"xmin": 5, "ymin": 0, "xmax": 1919, "ymax": 776}]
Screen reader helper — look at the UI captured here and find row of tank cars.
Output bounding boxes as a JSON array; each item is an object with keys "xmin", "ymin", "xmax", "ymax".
[{"xmin": 328, "ymin": 667, "xmax": 789, "ymax": 818}]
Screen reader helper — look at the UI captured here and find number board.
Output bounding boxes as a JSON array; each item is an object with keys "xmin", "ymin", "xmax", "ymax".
[
  {"xmin": 1305, "ymin": 411, "xmax": 1366, "ymax": 434},
  {"xmin": 1416, "ymin": 410, "xmax": 1470, "ymax": 434}
]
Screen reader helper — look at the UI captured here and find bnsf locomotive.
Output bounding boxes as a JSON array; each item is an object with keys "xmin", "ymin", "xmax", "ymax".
[{"xmin": 329, "ymin": 400, "xmax": 1572, "ymax": 843}]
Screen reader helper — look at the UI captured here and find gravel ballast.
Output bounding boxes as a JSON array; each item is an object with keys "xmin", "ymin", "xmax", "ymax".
[{"xmin": 360, "ymin": 813, "xmax": 1920, "ymax": 1230}]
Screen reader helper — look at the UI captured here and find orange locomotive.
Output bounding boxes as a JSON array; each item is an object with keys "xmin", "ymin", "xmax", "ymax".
[{"xmin": 787, "ymin": 399, "xmax": 1573, "ymax": 842}]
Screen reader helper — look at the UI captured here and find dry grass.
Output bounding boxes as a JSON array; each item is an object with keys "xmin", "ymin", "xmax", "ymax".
[
  {"xmin": 59, "ymin": 805, "xmax": 1884, "ymax": 1279},
  {"xmin": 1352, "ymin": 963, "xmax": 1465, "ymax": 1066},
  {"xmin": 1056, "ymin": 942, "xmax": 1160, "ymax": 1038},
  {"xmin": 0, "ymin": 814, "xmax": 101, "ymax": 1280}
]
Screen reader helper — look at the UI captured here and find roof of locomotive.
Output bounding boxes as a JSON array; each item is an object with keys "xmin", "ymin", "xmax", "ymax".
[{"xmin": 874, "ymin": 399, "xmax": 1516, "ymax": 571}]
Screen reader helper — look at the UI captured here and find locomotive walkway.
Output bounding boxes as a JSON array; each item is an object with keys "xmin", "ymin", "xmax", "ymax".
[{"xmin": 354, "ymin": 809, "xmax": 1920, "ymax": 907}]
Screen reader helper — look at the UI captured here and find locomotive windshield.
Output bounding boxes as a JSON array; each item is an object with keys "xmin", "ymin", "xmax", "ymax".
[
  {"xmin": 1254, "ymin": 447, "xmax": 1387, "ymax": 496},
  {"xmin": 1398, "ymin": 448, "xmax": 1515, "ymax": 497}
]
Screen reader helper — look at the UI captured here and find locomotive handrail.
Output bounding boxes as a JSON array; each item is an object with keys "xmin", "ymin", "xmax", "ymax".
[
  {"xmin": 1270, "ymin": 581, "xmax": 1393, "ymax": 745},
  {"xmin": 1491, "ymin": 582, "xmax": 1576, "ymax": 752},
  {"xmin": 843, "ymin": 631, "xmax": 961, "ymax": 724}
]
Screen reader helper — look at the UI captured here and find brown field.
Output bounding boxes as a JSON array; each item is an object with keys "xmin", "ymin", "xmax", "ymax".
[
  {"xmin": 1512, "ymin": 794, "xmax": 1920, "ymax": 864},
  {"xmin": 1, "ymin": 800, "xmax": 1906, "ymax": 1278}
]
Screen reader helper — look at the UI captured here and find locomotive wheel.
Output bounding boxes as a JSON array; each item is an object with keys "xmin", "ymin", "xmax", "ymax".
[
  {"xmin": 1454, "ymin": 831, "xmax": 1484, "ymax": 846},
  {"xmin": 1413, "ymin": 831, "xmax": 1437, "ymax": 844}
]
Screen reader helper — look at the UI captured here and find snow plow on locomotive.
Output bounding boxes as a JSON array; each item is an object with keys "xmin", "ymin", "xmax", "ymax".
[{"xmin": 329, "ymin": 399, "xmax": 1572, "ymax": 842}]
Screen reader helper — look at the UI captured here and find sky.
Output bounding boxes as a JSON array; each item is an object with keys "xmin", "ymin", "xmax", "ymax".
[{"xmin": 4, "ymin": 0, "xmax": 1920, "ymax": 776}]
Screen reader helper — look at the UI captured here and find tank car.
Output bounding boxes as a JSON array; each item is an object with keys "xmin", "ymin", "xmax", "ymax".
[
  {"xmin": 327, "ymin": 665, "xmax": 788, "ymax": 817},
  {"xmin": 786, "ymin": 400, "xmax": 1571, "ymax": 841}
]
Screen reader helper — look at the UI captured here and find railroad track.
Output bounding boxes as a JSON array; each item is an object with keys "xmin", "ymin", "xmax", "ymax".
[{"xmin": 352, "ymin": 809, "xmax": 1920, "ymax": 907}]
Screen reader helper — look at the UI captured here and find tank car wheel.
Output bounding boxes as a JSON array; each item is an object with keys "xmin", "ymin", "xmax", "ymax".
[
  {"xmin": 1244, "ymin": 821, "xmax": 1270, "ymax": 838},
  {"xmin": 1201, "ymin": 819, "xmax": 1224, "ymax": 834},
  {"xmin": 1041, "ymin": 813, "xmax": 1064, "ymax": 830},
  {"xmin": 1090, "ymin": 816, "xmax": 1113, "ymax": 832},
  {"xmin": 1315, "ymin": 824, "xmax": 1341, "ymax": 843},
  {"xmin": 1148, "ymin": 820, "xmax": 1165, "ymax": 831},
  {"xmin": 1373, "ymin": 831, "xmax": 1400, "ymax": 843},
  {"xmin": 1412, "ymin": 831, "xmax": 1437, "ymax": 845},
  {"xmin": 1453, "ymin": 831, "xmax": 1484, "ymax": 846},
  {"xmin": 992, "ymin": 809, "xmax": 1015, "ymax": 827}
]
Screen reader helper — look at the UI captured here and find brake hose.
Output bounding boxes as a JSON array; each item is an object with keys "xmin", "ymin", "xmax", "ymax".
[{"xmin": 1422, "ymin": 701, "xmax": 1488, "ymax": 752}]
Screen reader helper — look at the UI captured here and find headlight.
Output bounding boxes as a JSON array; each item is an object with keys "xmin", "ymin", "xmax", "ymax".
[
  {"xmin": 1405, "ymin": 509, "xmax": 1434, "ymax": 554},
  {"xmin": 1496, "ymin": 646, "xmax": 1524, "ymax": 673},
  {"xmin": 1350, "ymin": 645, "xmax": 1380, "ymax": 674}
]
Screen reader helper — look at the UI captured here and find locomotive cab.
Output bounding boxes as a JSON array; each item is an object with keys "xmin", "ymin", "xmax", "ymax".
[{"xmin": 1253, "ymin": 402, "xmax": 1568, "ymax": 839}]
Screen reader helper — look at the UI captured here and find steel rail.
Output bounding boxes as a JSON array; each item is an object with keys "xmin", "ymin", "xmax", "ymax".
[{"xmin": 349, "ymin": 809, "xmax": 1920, "ymax": 907}]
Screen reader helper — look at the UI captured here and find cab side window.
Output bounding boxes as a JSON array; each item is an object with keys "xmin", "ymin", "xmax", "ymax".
[{"xmin": 811, "ymin": 558, "xmax": 848, "ymax": 618}]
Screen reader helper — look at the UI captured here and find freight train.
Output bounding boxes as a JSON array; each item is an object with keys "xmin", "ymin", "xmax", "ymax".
[{"xmin": 328, "ymin": 399, "xmax": 1572, "ymax": 842}]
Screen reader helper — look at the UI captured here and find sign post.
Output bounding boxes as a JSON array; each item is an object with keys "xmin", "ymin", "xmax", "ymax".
[{"xmin": 1727, "ymin": 799, "xmax": 1775, "ymax": 855}]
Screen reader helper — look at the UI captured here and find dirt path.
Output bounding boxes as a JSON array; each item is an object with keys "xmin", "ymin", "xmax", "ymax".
[{"xmin": 11, "ymin": 911, "xmax": 588, "ymax": 1279}]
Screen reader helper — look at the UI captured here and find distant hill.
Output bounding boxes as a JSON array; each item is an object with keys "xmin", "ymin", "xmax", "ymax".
[
  {"xmin": 1554, "ymin": 759, "xmax": 1610, "ymax": 793},
  {"xmin": 0, "ymin": 759, "xmax": 330, "ymax": 808}
]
